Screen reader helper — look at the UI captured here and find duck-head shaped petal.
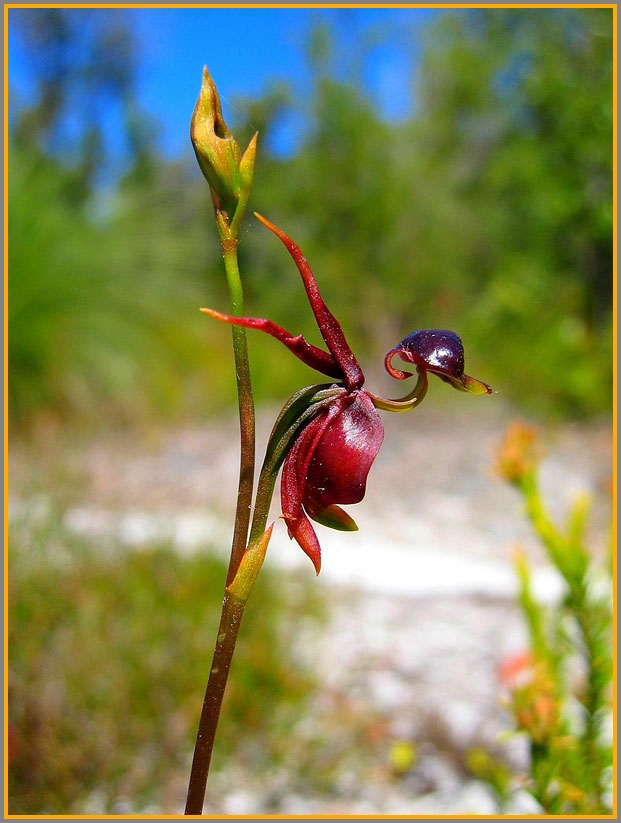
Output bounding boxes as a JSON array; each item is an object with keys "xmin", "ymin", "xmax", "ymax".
[{"xmin": 385, "ymin": 330, "xmax": 492, "ymax": 395}]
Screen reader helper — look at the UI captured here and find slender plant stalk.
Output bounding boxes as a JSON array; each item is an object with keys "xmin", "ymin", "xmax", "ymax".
[
  {"xmin": 184, "ymin": 593, "xmax": 245, "ymax": 815},
  {"xmin": 185, "ymin": 236, "xmax": 256, "ymax": 815},
  {"xmin": 221, "ymin": 238, "xmax": 255, "ymax": 586},
  {"xmin": 185, "ymin": 69, "xmax": 266, "ymax": 815},
  {"xmin": 184, "ymin": 444, "xmax": 281, "ymax": 814}
]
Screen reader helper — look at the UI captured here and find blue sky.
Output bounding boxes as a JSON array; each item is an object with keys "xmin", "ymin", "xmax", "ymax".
[{"xmin": 8, "ymin": 6, "xmax": 441, "ymax": 163}]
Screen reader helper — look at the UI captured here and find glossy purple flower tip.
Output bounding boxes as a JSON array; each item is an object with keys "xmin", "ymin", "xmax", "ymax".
[{"xmin": 385, "ymin": 330, "xmax": 492, "ymax": 395}]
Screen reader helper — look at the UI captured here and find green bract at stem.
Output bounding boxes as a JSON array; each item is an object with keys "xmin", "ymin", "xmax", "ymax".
[{"xmin": 226, "ymin": 525, "xmax": 274, "ymax": 603}]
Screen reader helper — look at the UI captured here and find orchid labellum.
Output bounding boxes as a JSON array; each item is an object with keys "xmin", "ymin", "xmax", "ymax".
[{"xmin": 202, "ymin": 214, "xmax": 492, "ymax": 573}]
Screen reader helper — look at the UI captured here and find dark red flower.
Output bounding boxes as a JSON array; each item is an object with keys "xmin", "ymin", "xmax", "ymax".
[
  {"xmin": 280, "ymin": 389, "xmax": 384, "ymax": 573},
  {"xmin": 203, "ymin": 214, "xmax": 491, "ymax": 573}
]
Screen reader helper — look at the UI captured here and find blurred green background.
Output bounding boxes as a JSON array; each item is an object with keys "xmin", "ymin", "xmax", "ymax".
[{"xmin": 7, "ymin": 6, "xmax": 614, "ymax": 815}]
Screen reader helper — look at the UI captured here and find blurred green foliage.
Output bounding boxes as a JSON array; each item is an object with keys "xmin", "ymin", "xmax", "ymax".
[
  {"xmin": 8, "ymin": 146, "xmax": 226, "ymax": 428},
  {"xmin": 8, "ymin": 508, "xmax": 324, "ymax": 813},
  {"xmin": 490, "ymin": 422, "xmax": 613, "ymax": 814},
  {"xmin": 8, "ymin": 7, "xmax": 613, "ymax": 430}
]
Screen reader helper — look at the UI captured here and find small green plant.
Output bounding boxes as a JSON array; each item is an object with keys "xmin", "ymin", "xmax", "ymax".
[
  {"xmin": 185, "ymin": 67, "xmax": 492, "ymax": 813},
  {"xmin": 492, "ymin": 422, "xmax": 613, "ymax": 814}
]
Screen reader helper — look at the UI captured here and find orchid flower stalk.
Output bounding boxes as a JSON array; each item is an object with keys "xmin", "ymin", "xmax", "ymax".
[
  {"xmin": 185, "ymin": 68, "xmax": 491, "ymax": 815},
  {"xmin": 185, "ymin": 68, "xmax": 258, "ymax": 816}
]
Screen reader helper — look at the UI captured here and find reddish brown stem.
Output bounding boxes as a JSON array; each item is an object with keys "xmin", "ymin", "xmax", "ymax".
[{"xmin": 184, "ymin": 594, "xmax": 245, "ymax": 815}]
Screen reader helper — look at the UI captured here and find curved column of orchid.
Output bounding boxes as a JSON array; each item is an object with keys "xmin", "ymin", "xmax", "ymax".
[{"xmin": 202, "ymin": 215, "xmax": 491, "ymax": 574}]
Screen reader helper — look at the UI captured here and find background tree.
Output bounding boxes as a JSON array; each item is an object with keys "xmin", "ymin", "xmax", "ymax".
[
  {"xmin": 242, "ymin": 7, "xmax": 612, "ymax": 417},
  {"xmin": 8, "ymin": 8, "xmax": 222, "ymax": 431},
  {"xmin": 401, "ymin": 8, "xmax": 613, "ymax": 416}
]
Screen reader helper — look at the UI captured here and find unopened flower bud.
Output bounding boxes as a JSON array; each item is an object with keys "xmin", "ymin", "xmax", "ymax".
[{"xmin": 191, "ymin": 66, "xmax": 256, "ymax": 219}]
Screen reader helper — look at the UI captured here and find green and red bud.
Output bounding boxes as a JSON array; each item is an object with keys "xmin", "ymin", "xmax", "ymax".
[{"xmin": 191, "ymin": 66, "xmax": 257, "ymax": 230}]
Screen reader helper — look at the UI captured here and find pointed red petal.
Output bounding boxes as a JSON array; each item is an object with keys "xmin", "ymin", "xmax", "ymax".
[
  {"xmin": 282, "ymin": 511, "xmax": 322, "ymax": 575},
  {"xmin": 201, "ymin": 307, "xmax": 341, "ymax": 378},
  {"xmin": 255, "ymin": 213, "xmax": 364, "ymax": 390}
]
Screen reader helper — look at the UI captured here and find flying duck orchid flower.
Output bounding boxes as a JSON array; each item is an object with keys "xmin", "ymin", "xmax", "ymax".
[{"xmin": 202, "ymin": 213, "xmax": 491, "ymax": 574}]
